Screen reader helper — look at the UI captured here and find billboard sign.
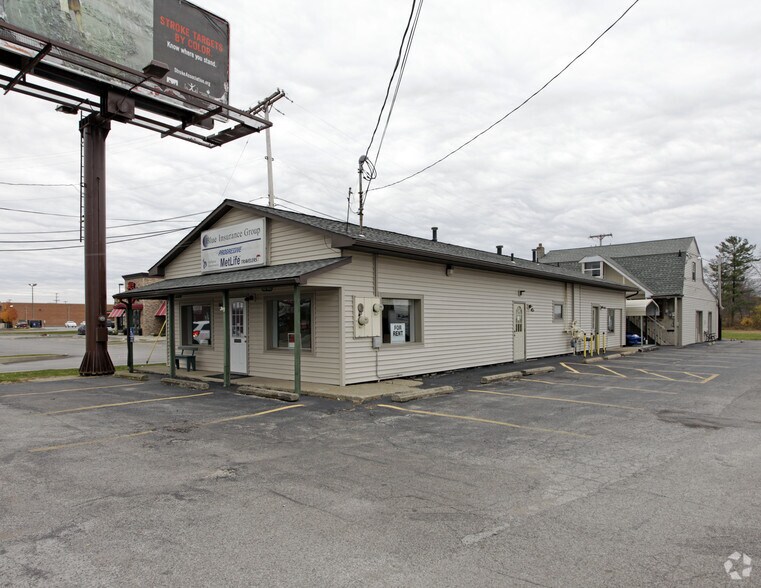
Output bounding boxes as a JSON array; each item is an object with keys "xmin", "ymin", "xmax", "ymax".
[
  {"xmin": 0, "ymin": 0, "xmax": 229, "ymax": 106},
  {"xmin": 201, "ymin": 219, "xmax": 267, "ymax": 274}
]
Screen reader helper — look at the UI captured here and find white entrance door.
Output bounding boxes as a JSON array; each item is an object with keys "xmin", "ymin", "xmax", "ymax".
[
  {"xmin": 230, "ymin": 298, "xmax": 247, "ymax": 374},
  {"xmin": 513, "ymin": 302, "xmax": 526, "ymax": 362}
]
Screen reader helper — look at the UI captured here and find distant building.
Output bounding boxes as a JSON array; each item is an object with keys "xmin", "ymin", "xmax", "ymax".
[
  {"xmin": 539, "ymin": 237, "xmax": 720, "ymax": 346},
  {"xmin": 0, "ymin": 300, "xmax": 88, "ymax": 327},
  {"xmin": 110, "ymin": 273, "xmax": 166, "ymax": 336}
]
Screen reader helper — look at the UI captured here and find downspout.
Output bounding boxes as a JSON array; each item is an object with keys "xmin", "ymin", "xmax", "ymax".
[
  {"xmin": 126, "ymin": 300, "xmax": 134, "ymax": 373},
  {"xmin": 374, "ymin": 253, "xmax": 380, "ymax": 381},
  {"xmin": 167, "ymin": 294, "xmax": 176, "ymax": 378},
  {"xmin": 293, "ymin": 283, "xmax": 302, "ymax": 397},
  {"xmin": 223, "ymin": 291, "xmax": 230, "ymax": 388}
]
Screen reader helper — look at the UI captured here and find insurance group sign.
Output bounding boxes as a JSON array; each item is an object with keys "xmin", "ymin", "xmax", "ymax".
[{"xmin": 201, "ymin": 219, "xmax": 266, "ymax": 273}]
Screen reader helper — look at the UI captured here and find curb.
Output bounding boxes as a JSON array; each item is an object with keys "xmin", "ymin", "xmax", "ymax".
[
  {"xmin": 522, "ymin": 366, "xmax": 555, "ymax": 376},
  {"xmin": 114, "ymin": 372, "xmax": 149, "ymax": 381},
  {"xmin": 238, "ymin": 386, "xmax": 300, "ymax": 402},
  {"xmin": 160, "ymin": 377, "xmax": 209, "ymax": 390},
  {"xmin": 480, "ymin": 371, "xmax": 523, "ymax": 384},
  {"xmin": 391, "ymin": 386, "xmax": 454, "ymax": 403}
]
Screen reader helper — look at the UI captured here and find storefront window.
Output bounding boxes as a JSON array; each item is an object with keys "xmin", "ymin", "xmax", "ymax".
[
  {"xmin": 268, "ymin": 297, "xmax": 312, "ymax": 350},
  {"xmin": 382, "ymin": 298, "xmax": 421, "ymax": 344},
  {"xmin": 181, "ymin": 304, "xmax": 211, "ymax": 345}
]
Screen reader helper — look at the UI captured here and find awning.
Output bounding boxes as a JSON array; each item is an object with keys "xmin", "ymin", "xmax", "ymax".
[
  {"xmin": 155, "ymin": 301, "xmax": 167, "ymax": 317},
  {"xmin": 114, "ymin": 258, "xmax": 353, "ymax": 300},
  {"xmin": 109, "ymin": 308, "xmax": 125, "ymax": 318},
  {"xmin": 113, "ymin": 302, "xmax": 144, "ymax": 310},
  {"xmin": 626, "ymin": 299, "xmax": 660, "ymax": 317}
]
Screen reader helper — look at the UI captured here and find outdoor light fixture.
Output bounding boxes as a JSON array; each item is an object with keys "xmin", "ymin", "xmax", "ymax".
[
  {"xmin": 218, "ymin": 303, "xmax": 225, "ymax": 312},
  {"xmin": 518, "ymin": 290, "xmax": 525, "ymax": 296},
  {"xmin": 528, "ymin": 305, "xmax": 535, "ymax": 312},
  {"xmin": 445, "ymin": 264, "xmax": 454, "ymax": 277},
  {"xmin": 55, "ymin": 104, "xmax": 79, "ymax": 115},
  {"xmin": 142, "ymin": 60, "xmax": 170, "ymax": 79}
]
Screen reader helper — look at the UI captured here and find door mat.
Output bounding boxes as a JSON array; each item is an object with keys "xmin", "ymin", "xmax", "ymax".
[{"xmin": 205, "ymin": 373, "xmax": 249, "ymax": 381}]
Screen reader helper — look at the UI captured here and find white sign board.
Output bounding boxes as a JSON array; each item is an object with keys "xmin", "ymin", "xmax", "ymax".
[
  {"xmin": 390, "ymin": 322, "xmax": 406, "ymax": 344},
  {"xmin": 201, "ymin": 219, "xmax": 266, "ymax": 273}
]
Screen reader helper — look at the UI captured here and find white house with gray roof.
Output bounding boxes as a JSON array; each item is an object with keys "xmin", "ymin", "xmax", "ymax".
[
  {"xmin": 116, "ymin": 200, "xmax": 633, "ymax": 386},
  {"xmin": 539, "ymin": 237, "xmax": 719, "ymax": 346}
]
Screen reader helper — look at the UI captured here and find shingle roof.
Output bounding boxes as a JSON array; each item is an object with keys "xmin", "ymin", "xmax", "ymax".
[
  {"xmin": 231, "ymin": 202, "xmax": 632, "ymax": 291},
  {"xmin": 539, "ymin": 237, "xmax": 696, "ymax": 297},
  {"xmin": 146, "ymin": 200, "xmax": 633, "ymax": 292},
  {"xmin": 539, "ymin": 237, "xmax": 695, "ymax": 264},
  {"xmin": 117, "ymin": 258, "xmax": 350, "ymax": 299}
]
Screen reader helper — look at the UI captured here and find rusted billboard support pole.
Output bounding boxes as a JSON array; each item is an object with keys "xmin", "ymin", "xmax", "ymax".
[{"xmin": 79, "ymin": 112, "xmax": 114, "ymax": 376}]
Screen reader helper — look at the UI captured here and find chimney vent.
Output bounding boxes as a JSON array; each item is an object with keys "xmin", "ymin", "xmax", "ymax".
[
  {"xmin": 536, "ymin": 242, "xmax": 545, "ymax": 260},
  {"xmin": 511, "ymin": 253, "xmax": 514, "ymax": 261},
  {"xmin": 496, "ymin": 245, "xmax": 503, "ymax": 255},
  {"xmin": 431, "ymin": 227, "xmax": 438, "ymax": 242}
]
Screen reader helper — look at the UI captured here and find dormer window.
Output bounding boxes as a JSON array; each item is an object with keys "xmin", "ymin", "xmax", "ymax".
[{"xmin": 582, "ymin": 261, "xmax": 602, "ymax": 277}]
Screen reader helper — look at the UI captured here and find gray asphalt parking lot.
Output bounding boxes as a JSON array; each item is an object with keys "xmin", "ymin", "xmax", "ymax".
[{"xmin": 2, "ymin": 342, "xmax": 761, "ymax": 586}]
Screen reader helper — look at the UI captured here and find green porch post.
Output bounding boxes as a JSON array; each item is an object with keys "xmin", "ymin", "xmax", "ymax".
[
  {"xmin": 167, "ymin": 295, "xmax": 176, "ymax": 378},
  {"xmin": 223, "ymin": 290, "xmax": 231, "ymax": 388},
  {"xmin": 293, "ymin": 283, "xmax": 301, "ymax": 397},
  {"xmin": 126, "ymin": 300, "xmax": 134, "ymax": 373}
]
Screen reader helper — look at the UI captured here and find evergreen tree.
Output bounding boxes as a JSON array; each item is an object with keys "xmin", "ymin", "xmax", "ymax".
[{"xmin": 708, "ymin": 236, "xmax": 759, "ymax": 325}]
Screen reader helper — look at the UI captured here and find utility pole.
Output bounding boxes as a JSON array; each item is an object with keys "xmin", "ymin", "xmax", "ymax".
[
  {"xmin": 247, "ymin": 89, "xmax": 286, "ymax": 208},
  {"xmin": 28, "ymin": 283, "xmax": 37, "ymax": 320},
  {"xmin": 589, "ymin": 233, "xmax": 613, "ymax": 246},
  {"xmin": 264, "ymin": 106, "xmax": 275, "ymax": 207}
]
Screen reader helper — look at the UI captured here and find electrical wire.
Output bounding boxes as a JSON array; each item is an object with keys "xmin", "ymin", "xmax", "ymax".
[
  {"xmin": 0, "ymin": 181, "xmax": 77, "ymax": 188},
  {"xmin": 220, "ymin": 139, "xmax": 249, "ymax": 199},
  {"xmin": 372, "ymin": 0, "xmax": 642, "ymax": 191},
  {"xmin": 0, "ymin": 226, "xmax": 194, "ymax": 252},
  {"xmin": 363, "ymin": 0, "xmax": 419, "ymax": 160},
  {"xmin": 0, "ymin": 205, "xmax": 212, "ymax": 224},
  {"xmin": 371, "ymin": 0, "xmax": 423, "ymax": 173}
]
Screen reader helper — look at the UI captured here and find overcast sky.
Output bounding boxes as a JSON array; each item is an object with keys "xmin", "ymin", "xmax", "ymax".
[{"xmin": 1, "ymin": 0, "xmax": 759, "ymax": 304}]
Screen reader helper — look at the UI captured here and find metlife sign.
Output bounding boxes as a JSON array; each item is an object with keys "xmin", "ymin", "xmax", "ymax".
[{"xmin": 201, "ymin": 219, "xmax": 266, "ymax": 274}]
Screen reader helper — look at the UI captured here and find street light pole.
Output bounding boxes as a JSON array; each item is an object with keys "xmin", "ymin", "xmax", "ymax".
[{"xmin": 28, "ymin": 283, "xmax": 37, "ymax": 321}]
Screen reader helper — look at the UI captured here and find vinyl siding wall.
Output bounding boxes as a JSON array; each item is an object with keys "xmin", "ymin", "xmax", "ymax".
[
  {"xmin": 164, "ymin": 210, "xmax": 340, "ymax": 279},
  {"xmin": 312, "ymin": 253, "xmax": 627, "ymax": 384},
  {"xmin": 680, "ymin": 242, "xmax": 719, "ymax": 345}
]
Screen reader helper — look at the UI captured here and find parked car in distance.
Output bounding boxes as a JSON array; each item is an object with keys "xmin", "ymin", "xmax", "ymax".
[
  {"xmin": 192, "ymin": 320, "xmax": 211, "ymax": 344},
  {"xmin": 15, "ymin": 321, "xmax": 28, "ymax": 328},
  {"xmin": 626, "ymin": 332, "xmax": 642, "ymax": 346},
  {"xmin": 65, "ymin": 320, "xmax": 77, "ymax": 328},
  {"xmin": 77, "ymin": 320, "xmax": 114, "ymax": 335}
]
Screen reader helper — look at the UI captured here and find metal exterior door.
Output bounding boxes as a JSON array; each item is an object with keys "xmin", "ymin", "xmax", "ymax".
[
  {"xmin": 230, "ymin": 298, "xmax": 247, "ymax": 374},
  {"xmin": 513, "ymin": 303, "xmax": 526, "ymax": 362}
]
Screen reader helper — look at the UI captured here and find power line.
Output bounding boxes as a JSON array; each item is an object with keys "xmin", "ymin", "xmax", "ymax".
[
  {"xmin": 367, "ymin": 0, "xmax": 423, "ymax": 196},
  {"xmin": 0, "ymin": 226, "xmax": 194, "ymax": 252},
  {"xmin": 364, "ymin": 0, "xmax": 419, "ymax": 159},
  {"xmin": 0, "ymin": 205, "xmax": 212, "ymax": 224},
  {"xmin": 373, "ymin": 0, "xmax": 641, "ymax": 191},
  {"xmin": 0, "ymin": 181, "xmax": 77, "ymax": 188}
]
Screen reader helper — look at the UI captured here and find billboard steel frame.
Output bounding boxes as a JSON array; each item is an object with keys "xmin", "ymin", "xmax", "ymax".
[{"xmin": 0, "ymin": 18, "xmax": 276, "ymax": 375}]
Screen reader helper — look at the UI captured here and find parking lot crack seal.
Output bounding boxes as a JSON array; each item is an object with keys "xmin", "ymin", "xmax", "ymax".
[{"xmin": 461, "ymin": 523, "xmax": 510, "ymax": 546}]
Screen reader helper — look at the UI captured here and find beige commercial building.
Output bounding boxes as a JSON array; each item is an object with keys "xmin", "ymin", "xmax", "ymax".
[{"xmin": 116, "ymin": 200, "xmax": 632, "ymax": 385}]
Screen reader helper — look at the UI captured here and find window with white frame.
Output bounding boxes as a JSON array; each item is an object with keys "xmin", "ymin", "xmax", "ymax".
[
  {"xmin": 582, "ymin": 261, "xmax": 602, "ymax": 277},
  {"xmin": 608, "ymin": 308, "xmax": 616, "ymax": 332},
  {"xmin": 382, "ymin": 298, "xmax": 422, "ymax": 344},
  {"xmin": 267, "ymin": 296, "xmax": 312, "ymax": 350},
  {"xmin": 552, "ymin": 302, "xmax": 564, "ymax": 321}
]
